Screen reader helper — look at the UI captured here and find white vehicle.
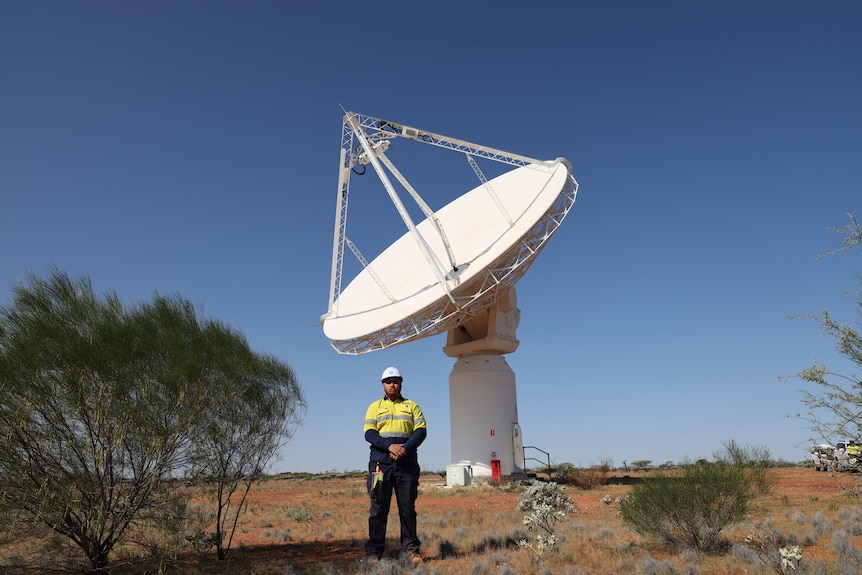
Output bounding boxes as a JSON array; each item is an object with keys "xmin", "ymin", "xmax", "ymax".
[
  {"xmin": 810, "ymin": 444, "xmax": 834, "ymax": 471},
  {"xmin": 810, "ymin": 440, "xmax": 861, "ymax": 472}
]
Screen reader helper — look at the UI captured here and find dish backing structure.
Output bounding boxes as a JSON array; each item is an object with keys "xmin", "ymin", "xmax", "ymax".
[{"xmin": 321, "ymin": 111, "xmax": 579, "ymax": 480}]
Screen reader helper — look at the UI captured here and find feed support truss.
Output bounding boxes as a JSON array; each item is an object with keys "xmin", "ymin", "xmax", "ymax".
[{"xmin": 323, "ymin": 112, "xmax": 578, "ymax": 354}]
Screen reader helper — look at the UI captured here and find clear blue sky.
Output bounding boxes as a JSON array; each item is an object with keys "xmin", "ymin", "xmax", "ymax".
[{"xmin": 2, "ymin": 2, "xmax": 860, "ymax": 473}]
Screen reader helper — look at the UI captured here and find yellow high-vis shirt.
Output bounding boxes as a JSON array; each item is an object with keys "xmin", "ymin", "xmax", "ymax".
[{"xmin": 364, "ymin": 397, "xmax": 426, "ymax": 440}]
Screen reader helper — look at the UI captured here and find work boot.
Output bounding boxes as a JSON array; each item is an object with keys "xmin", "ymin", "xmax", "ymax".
[{"xmin": 366, "ymin": 555, "xmax": 380, "ymax": 565}]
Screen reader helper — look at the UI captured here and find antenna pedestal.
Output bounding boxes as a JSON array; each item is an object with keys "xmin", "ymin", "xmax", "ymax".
[
  {"xmin": 443, "ymin": 288, "xmax": 520, "ymax": 359},
  {"xmin": 445, "ymin": 289, "xmax": 525, "ymax": 479}
]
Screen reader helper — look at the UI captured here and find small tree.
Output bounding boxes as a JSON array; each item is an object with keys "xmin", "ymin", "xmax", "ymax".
[
  {"xmin": 618, "ymin": 441, "xmax": 774, "ymax": 552},
  {"xmin": 0, "ymin": 270, "xmax": 304, "ymax": 573},
  {"xmin": 784, "ymin": 212, "xmax": 862, "ymax": 443}
]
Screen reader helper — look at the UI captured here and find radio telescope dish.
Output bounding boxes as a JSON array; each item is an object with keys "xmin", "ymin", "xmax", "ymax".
[{"xmin": 321, "ymin": 112, "xmax": 578, "ymax": 355}]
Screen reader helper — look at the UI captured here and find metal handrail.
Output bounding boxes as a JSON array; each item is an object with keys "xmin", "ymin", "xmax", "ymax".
[{"xmin": 523, "ymin": 445, "xmax": 551, "ymax": 472}]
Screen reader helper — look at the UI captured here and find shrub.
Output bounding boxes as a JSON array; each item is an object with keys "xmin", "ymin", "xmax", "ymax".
[
  {"xmin": 568, "ymin": 464, "xmax": 610, "ymax": 490},
  {"xmin": 550, "ymin": 463, "xmax": 574, "ymax": 483},
  {"xmin": 740, "ymin": 517, "xmax": 801, "ymax": 574},
  {"xmin": 618, "ymin": 454, "xmax": 773, "ymax": 552},
  {"xmin": 516, "ymin": 482, "xmax": 575, "ymax": 558}
]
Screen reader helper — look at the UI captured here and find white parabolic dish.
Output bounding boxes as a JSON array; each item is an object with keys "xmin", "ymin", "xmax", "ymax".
[{"xmin": 322, "ymin": 158, "xmax": 577, "ymax": 353}]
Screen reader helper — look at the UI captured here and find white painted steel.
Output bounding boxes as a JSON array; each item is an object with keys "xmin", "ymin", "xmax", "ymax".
[
  {"xmin": 449, "ymin": 354, "xmax": 522, "ymax": 477},
  {"xmin": 513, "ymin": 423, "xmax": 525, "ymax": 473}
]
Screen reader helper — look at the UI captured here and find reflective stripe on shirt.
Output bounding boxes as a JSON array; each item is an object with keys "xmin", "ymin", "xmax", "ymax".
[{"xmin": 364, "ymin": 397, "xmax": 426, "ymax": 438}]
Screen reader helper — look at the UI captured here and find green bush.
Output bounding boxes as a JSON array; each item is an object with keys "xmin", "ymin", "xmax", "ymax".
[{"xmin": 618, "ymin": 446, "xmax": 774, "ymax": 552}]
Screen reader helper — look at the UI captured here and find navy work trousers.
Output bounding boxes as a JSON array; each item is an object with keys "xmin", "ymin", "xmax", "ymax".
[{"xmin": 366, "ymin": 459, "xmax": 420, "ymax": 558}]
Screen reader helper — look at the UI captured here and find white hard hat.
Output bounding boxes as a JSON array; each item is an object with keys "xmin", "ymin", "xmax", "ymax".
[{"xmin": 381, "ymin": 366, "xmax": 403, "ymax": 381}]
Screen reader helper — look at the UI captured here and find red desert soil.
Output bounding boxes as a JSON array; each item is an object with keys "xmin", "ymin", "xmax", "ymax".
[
  {"xmin": 175, "ymin": 467, "xmax": 859, "ymax": 573},
  {"xmin": 3, "ymin": 467, "xmax": 858, "ymax": 574}
]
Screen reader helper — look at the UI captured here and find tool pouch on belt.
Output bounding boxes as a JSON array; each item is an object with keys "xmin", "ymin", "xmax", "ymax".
[{"xmin": 370, "ymin": 462, "xmax": 384, "ymax": 504}]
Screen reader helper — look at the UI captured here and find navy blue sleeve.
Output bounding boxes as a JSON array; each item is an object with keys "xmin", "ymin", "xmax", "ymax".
[
  {"xmin": 401, "ymin": 426, "xmax": 426, "ymax": 454},
  {"xmin": 365, "ymin": 428, "xmax": 390, "ymax": 453}
]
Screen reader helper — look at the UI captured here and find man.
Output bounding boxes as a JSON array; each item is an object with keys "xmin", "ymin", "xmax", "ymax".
[{"xmin": 363, "ymin": 366, "xmax": 426, "ymax": 565}]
